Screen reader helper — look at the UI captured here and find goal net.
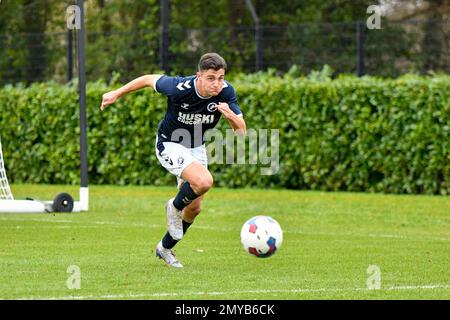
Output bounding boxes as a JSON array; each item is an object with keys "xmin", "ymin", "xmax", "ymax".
[{"xmin": 0, "ymin": 137, "xmax": 13, "ymax": 200}]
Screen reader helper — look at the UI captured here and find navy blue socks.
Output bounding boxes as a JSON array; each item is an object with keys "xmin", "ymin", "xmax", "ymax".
[
  {"xmin": 173, "ymin": 182, "xmax": 199, "ymax": 211},
  {"xmin": 162, "ymin": 220, "xmax": 193, "ymax": 249}
]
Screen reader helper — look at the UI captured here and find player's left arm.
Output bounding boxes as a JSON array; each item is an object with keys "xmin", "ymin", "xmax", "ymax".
[
  {"xmin": 217, "ymin": 102, "xmax": 246, "ymax": 136},
  {"xmin": 218, "ymin": 84, "xmax": 246, "ymax": 135}
]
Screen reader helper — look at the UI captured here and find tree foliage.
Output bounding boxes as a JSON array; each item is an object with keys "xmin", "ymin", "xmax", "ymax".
[{"xmin": 0, "ymin": 0, "xmax": 448, "ymax": 84}]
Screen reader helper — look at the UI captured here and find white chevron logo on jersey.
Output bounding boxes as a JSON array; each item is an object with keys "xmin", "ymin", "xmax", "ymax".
[{"xmin": 176, "ymin": 80, "xmax": 192, "ymax": 91}]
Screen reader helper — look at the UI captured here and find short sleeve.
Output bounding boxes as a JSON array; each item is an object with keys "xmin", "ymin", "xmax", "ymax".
[
  {"xmin": 223, "ymin": 83, "xmax": 243, "ymax": 117},
  {"xmin": 155, "ymin": 75, "xmax": 182, "ymax": 97}
]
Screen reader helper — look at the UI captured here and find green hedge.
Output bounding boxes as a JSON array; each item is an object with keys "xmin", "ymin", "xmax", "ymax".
[{"xmin": 1, "ymin": 72, "xmax": 449, "ymax": 194}]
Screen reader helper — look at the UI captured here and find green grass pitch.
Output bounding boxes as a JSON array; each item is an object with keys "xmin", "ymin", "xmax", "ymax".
[{"xmin": 0, "ymin": 184, "xmax": 449, "ymax": 300}]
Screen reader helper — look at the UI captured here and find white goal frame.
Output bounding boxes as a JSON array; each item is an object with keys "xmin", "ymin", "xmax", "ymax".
[
  {"xmin": 0, "ymin": 137, "xmax": 13, "ymax": 200},
  {"xmin": 0, "ymin": 0, "xmax": 89, "ymax": 213},
  {"xmin": 0, "ymin": 138, "xmax": 88, "ymax": 213}
]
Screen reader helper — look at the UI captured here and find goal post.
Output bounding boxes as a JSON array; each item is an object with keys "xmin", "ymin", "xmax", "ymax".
[
  {"xmin": 0, "ymin": 0, "xmax": 88, "ymax": 213},
  {"xmin": 78, "ymin": 0, "xmax": 89, "ymax": 212},
  {"xmin": 0, "ymin": 137, "xmax": 13, "ymax": 201},
  {"xmin": 0, "ymin": 136, "xmax": 88, "ymax": 213}
]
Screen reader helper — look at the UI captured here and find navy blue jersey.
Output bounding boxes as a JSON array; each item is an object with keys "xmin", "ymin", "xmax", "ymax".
[{"xmin": 155, "ymin": 75, "xmax": 242, "ymax": 148}]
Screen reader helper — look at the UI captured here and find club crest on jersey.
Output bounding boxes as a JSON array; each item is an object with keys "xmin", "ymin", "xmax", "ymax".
[{"xmin": 207, "ymin": 103, "xmax": 218, "ymax": 112}]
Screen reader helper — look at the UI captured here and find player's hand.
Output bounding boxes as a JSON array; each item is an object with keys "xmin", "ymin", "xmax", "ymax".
[
  {"xmin": 217, "ymin": 102, "xmax": 235, "ymax": 119},
  {"xmin": 100, "ymin": 90, "xmax": 119, "ymax": 111}
]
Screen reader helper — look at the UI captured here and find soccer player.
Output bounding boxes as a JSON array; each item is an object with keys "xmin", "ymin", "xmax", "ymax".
[{"xmin": 100, "ymin": 53, "xmax": 246, "ymax": 268}]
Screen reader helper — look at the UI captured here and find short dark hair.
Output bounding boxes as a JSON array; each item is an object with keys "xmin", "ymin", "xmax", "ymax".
[{"xmin": 198, "ymin": 53, "xmax": 227, "ymax": 71}]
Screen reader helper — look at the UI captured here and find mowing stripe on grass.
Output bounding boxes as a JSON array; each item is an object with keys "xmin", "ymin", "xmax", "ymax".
[
  {"xmin": 11, "ymin": 284, "xmax": 450, "ymax": 300},
  {"xmin": 1, "ymin": 217, "xmax": 449, "ymax": 242}
]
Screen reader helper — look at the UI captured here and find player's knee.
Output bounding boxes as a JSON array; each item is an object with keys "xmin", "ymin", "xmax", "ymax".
[
  {"xmin": 191, "ymin": 174, "xmax": 213, "ymax": 194},
  {"xmin": 200, "ymin": 175, "xmax": 214, "ymax": 193}
]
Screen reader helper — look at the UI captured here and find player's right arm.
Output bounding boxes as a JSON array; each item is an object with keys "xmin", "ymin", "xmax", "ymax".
[{"xmin": 100, "ymin": 74, "xmax": 162, "ymax": 111}]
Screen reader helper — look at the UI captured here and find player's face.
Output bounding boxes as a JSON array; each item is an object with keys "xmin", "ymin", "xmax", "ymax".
[{"xmin": 196, "ymin": 69, "xmax": 225, "ymax": 97}]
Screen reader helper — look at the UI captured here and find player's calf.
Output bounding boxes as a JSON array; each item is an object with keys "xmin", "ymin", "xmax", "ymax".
[{"xmin": 183, "ymin": 196, "xmax": 203, "ymax": 223}]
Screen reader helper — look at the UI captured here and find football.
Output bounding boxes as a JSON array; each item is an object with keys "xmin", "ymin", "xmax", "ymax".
[{"xmin": 240, "ymin": 215, "xmax": 283, "ymax": 258}]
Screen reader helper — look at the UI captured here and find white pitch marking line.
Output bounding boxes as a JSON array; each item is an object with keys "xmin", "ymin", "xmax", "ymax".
[{"xmin": 11, "ymin": 284, "xmax": 450, "ymax": 300}]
